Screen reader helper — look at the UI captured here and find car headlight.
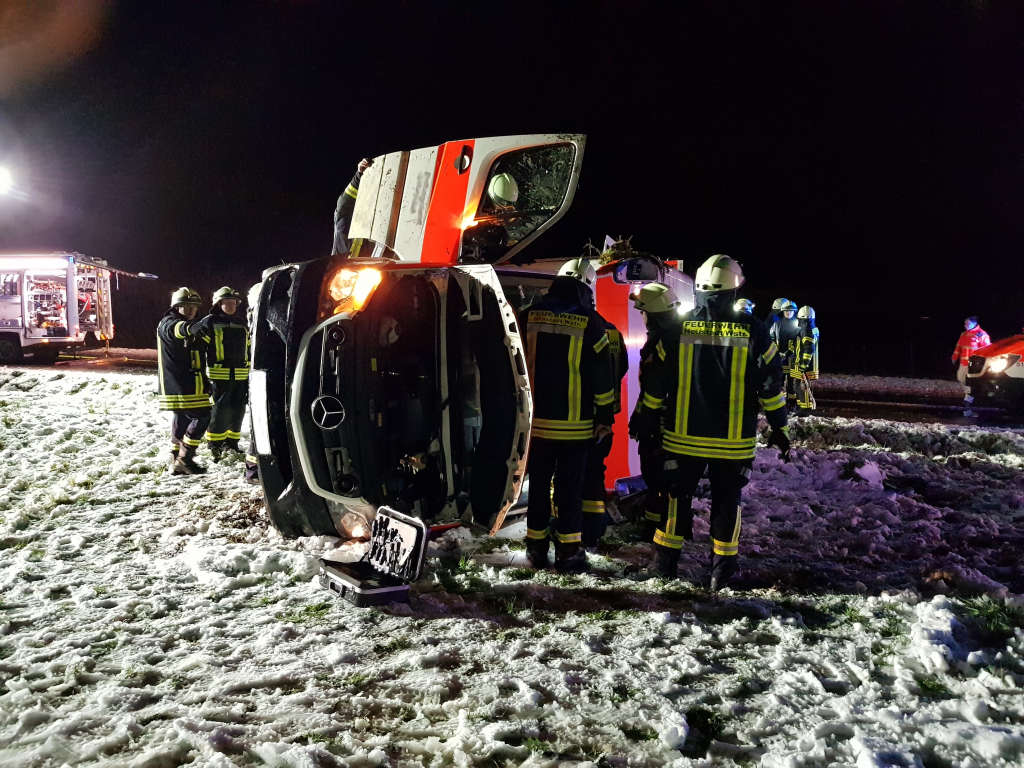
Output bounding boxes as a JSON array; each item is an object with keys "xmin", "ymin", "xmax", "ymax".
[
  {"xmin": 987, "ymin": 354, "xmax": 1020, "ymax": 374},
  {"xmin": 319, "ymin": 267, "xmax": 382, "ymax": 319}
]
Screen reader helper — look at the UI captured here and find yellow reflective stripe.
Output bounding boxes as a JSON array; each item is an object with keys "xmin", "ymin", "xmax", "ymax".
[
  {"xmin": 553, "ymin": 530, "xmax": 582, "ymax": 544},
  {"xmin": 582, "ymin": 500, "xmax": 605, "ymax": 514},
  {"xmin": 567, "ymin": 335, "xmax": 583, "ymax": 421},
  {"xmin": 344, "ymin": 184, "xmax": 358, "ymax": 200},
  {"xmin": 593, "ymin": 332, "xmax": 609, "ymax": 353},
  {"xmin": 760, "ymin": 343, "xmax": 778, "ymax": 365},
  {"xmin": 533, "ymin": 418, "xmax": 593, "ymax": 429},
  {"xmin": 226, "ymin": 431, "xmax": 242, "ymax": 439},
  {"xmin": 532, "ymin": 427, "xmax": 593, "ymax": 440},
  {"xmin": 728, "ymin": 346, "xmax": 747, "ymax": 440},
  {"xmin": 662, "ymin": 441, "xmax": 756, "ymax": 460},
  {"xmin": 526, "ymin": 528, "xmax": 549, "ymax": 540},
  {"xmin": 656, "ymin": 340, "xmax": 666, "ymax": 361},
  {"xmin": 594, "ymin": 390, "xmax": 615, "ymax": 406},
  {"xmin": 663, "ymin": 432, "xmax": 756, "ymax": 448},
  {"xmin": 642, "ymin": 393, "xmax": 663, "ymax": 410},
  {"xmin": 666, "ymin": 496, "xmax": 678, "ymax": 537},
  {"xmin": 182, "ymin": 436, "xmax": 203, "ymax": 447},
  {"xmin": 214, "ymin": 326, "xmax": 224, "ymax": 363},
  {"xmin": 173, "ymin": 321, "xmax": 188, "ymax": 339},
  {"xmin": 159, "ymin": 395, "xmax": 212, "ymax": 403},
  {"xmin": 713, "ymin": 539, "xmax": 739, "ymax": 556},
  {"xmin": 676, "ymin": 343, "xmax": 694, "ymax": 434},
  {"xmin": 245, "ymin": 454, "xmax": 258, "ymax": 463},
  {"xmin": 654, "ymin": 529, "xmax": 684, "ymax": 549},
  {"xmin": 644, "ymin": 510, "xmax": 661, "ymax": 523},
  {"xmin": 760, "ymin": 392, "xmax": 786, "ymax": 411}
]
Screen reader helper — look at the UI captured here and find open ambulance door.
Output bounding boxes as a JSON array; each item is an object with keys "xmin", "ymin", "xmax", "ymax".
[{"xmin": 348, "ymin": 134, "xmax": 585, "ymax": 266}]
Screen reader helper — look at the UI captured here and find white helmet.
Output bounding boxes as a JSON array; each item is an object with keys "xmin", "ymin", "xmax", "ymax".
[
  {"xmin": 487, "ymin": 172, "xmax": 519, "ymax": 207},
  {"xmin": 797, "ymin": 305, "xmax": 815, "ymax": 320},
  {"xmin": 631, "ymin": 282, "xmax": 679, "ymax": 314},
  {"xmin": 771, "ymin": 298, "xmax": 790, "ymax": 313},
  {"xmin": 558, "ymin": 257, "xmax": 597, "ymax": 288},
  {"xmin": 733, "ymin": 298, "xmax": 755, "ymax": 315},
  {"xmin": 782, "ymin": 299, "xmax": 798, "ymax": 313},
  {"xmin": 694, "ymin": 254, "xmax": 745, "ymax": 292}
]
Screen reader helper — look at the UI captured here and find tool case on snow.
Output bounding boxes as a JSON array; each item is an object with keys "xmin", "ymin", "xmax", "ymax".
[{"xmin": 318, "ymin": 506, "xmax": 428, "ymax": 607}]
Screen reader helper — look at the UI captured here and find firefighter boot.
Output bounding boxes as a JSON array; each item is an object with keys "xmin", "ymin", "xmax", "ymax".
[
  {"xmin": 168, "ymin": 448, "xmax": 182, "ymax": 475},
  {"xmin": 175, "ymin": 445, "xmax": 207, "ymax": 475},
  {"xmin": 525, "ymin": 539, "xmax": 551, "ymax": 570},
  {"xmin": 223, "ymin": 438, "xmax": 244, "ymax": 456},
  {"xmin": 554, "ymin": 542, "xmax": 589, "ymax": 575},
  {"xmin": 710, "ymin": 554, "xmax": 738, "ymax": 592},
  {"xmin": 653, "ymin": 544, "xmax": 680, "ymax": 578},
  {"xmin": 208, "ymin": 442, "xmax": 225, "ymax": 463}
]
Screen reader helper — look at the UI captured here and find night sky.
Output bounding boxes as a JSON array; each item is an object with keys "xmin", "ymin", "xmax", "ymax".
[{"xmin": 0, "ymin": 0, "xmax": 1021, "ymax": 374}]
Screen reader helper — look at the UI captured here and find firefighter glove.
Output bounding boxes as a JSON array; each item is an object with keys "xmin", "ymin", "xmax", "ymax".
[{"xmin": 767, "ymin": 426, "xmax": 791, "ymax": 462}]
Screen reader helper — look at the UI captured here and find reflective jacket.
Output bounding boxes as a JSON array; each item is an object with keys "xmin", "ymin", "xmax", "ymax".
[
  {"xmin": 596, "ymin": 311, "xmax": 629, "ymax": 414},
  {"xmin": 770, "ymin": 317, "xmax": 801, "ymax": 373},
  {"xmin": 794, "ymin": 322, "xmax": 820, "ymax": 379},
  {"xmin": 952, "ymin": 326, "xmax": 991, "ymax": 367},
  {"xmin": 332, "ymin": 171, "xmax": 362, "ymax": 255},
  {"xmin": 638, "ymin": 292, "xmax": 787, "ymax": 461},
  {"xmin": 526, "ymin": 277, "xmax": 615, "ymax": 441},
  {"xmin": 156, "ymin": 309, "xmax": 211, "ymax": 410},
  {"xmin": 195, "ymin": 308, "xmax": 250, "ymax": 381}
]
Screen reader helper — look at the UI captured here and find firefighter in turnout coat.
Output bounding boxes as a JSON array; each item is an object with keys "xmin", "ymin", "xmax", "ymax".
[
  {"xmin": 634, "ymin": 255, "xmax": 791, "ymax": 589},
  {"xmin": 581, "ymin": 275, "xmax": 629, "ymax": 549},
  {"xmin": 524, "ymin": 258, "xmax": 615, "ymax": 573},
  {"xmin": 793, "ymin": 305, "xmax": 819, "ymax": 412},
  {"xmin": 769, "ymin": 299, "xmax": 801, "ymax": 410},
  {"xmin": 628, "ymin": 282, "xmax": 681, "ymax": 538},
  {"xmin": 194, "ymin": 286, "xmax": 250, "ymax": 459},
  {"xmin": 157, "ymin": 287, "xmax": 212, "ymax": 475}
]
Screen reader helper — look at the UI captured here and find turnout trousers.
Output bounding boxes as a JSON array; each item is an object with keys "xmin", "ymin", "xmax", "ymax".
[
  {"xmin": 657, "ymin": 456, "xmax": 752, "ymax": 555},
  {"xmin": 526, "ymin": 437, "xmax": 590, "ymax": 546},
  {"xmin": 581, "ymin": 434, "xmax": 613, "ymax": 547},
  {"xmin": 638, "ymin": 437, "xmax": 668, "ymax": 528},
  {"xmin": 170, "ymin": 409, "xmax": 212, "ymax": 455},
  {"xmin": 208, "ymin": 380, "xmax": 248, "ymax": 446}
]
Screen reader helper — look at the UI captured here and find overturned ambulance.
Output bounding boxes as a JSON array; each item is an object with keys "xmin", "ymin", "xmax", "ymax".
[
  {"xmin": 0, "ymin": 252, "xmax": 156, "ymax": 364},
  {"xmin": 248, "ymin": 134, "xmax": 693, "ymax": 547}
]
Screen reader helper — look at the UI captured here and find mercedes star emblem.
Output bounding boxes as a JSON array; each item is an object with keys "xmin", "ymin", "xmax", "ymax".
[{"xmin": 311, "ymin": 395, "xmax": 346, "ymax": 430}]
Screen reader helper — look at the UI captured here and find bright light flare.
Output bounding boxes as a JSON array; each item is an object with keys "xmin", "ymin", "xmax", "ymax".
[
  {"xmin": 0, "ymin": 167, "xmax": 13, "ymax": 195},
  {"xmin": 987, "ymin": 357, "xmax": 1009, "ymax": 374},
  {"xmin": 0, "ymin": 255, "xmax": 70, "ymax": 271},
  {"xmin": 326, "ymin": 267, "xmax": 383, "ymax": 315}
]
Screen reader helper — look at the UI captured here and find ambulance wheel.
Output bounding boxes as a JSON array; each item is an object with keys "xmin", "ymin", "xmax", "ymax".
[{"xmin": 0, "ymin": 335, "xmax": 22, "ymax": 364}]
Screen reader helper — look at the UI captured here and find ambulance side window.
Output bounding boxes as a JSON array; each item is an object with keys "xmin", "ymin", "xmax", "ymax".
[{"xmin": 0, "ymin": 273, "xmax": 20, "ymax": 297}]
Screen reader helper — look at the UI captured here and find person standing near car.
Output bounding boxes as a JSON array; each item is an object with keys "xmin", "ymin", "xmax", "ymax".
[
  {"xmin": 770, "ymin": 299, "xmax": 801, "ymax": 411},
  {"xmin": 581, "ymin": 275, "xmax": 629, "ymax": 551},
  {"xmin": 157, "ymin": 287, "xmax": 212, "ymax": 475},
  {"xmin": 632, "ymin": 255, "xmax": 790, "ymax": 589},
  {"xmin": 952, "ymin": 315, "xmax": 991, "ymax": 415},
  {"xmin": 628, "ymin": 282, "xmax": 681, "ymax": 541},
  {"xmin": 524, "ymin": 258, "xmax": 615, "ymax": 573},
  {"xmin": 194, "ymin": 286, "xmax": 250, "ymax": 460}
]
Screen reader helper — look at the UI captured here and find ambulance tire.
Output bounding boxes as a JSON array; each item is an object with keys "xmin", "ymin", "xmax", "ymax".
[
  {"xmin": 0, "ymin": 335, "xmax": 22, "ymax": 364},
  {"xmin": 33, "ymin": 346, "xmax": 61, "ymax": 364}
]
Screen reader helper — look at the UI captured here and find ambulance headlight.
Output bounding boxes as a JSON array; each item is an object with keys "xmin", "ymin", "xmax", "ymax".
[
  {"xmin": 987, "ymin": 354, "xmax": 1019, "ymax": 374},
  {"xmin": 319, "ymin": 267, "xmax": 382, "ymax": 319}
]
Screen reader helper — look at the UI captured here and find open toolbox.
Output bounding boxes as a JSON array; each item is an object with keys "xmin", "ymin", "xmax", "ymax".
[{"xmin": 318, "ymin": 506, "xmax": 430, "ymax": 607}]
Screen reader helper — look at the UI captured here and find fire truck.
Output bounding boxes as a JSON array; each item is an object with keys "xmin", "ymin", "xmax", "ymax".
[
  {"xmin": 0, "ymin": 251, "xmax": 156, "ymax": 363},
  {"xmin": 248, "ymin": 134, "xmax": 693, "ymax": 546}
]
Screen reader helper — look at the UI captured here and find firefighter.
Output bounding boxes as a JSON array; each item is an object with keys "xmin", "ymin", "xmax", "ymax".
[
  {"xmin": 581, "ymin": 273, "xmax": 629, "ymax": 550},
  {"xmin": 734, "ymin": 298, "xmax": 755, "ymax": 316},
  {"xmin": 628, "ymin": 282, "xmax": 681, "ymax": 539},
  {"xmin": 793, "ymin": 305, "xmax": 819, "ymax": 412},
  {"xmin": 767, "ymin": 297, "xmax": 789, "ymax": 330},
  {"xmin": 194, "ymin": 286, "xmax": 250, "ymax": 460},
  {"xmin": 524, "ymin": 257, "xmax": 615, "ymax": 573},
  {"xmin": 769, "ymin": 299, "xmax": 801, "ymax": 410},
  {"xmin": 332, "ymin": 158, "xmax": 372, "ymax": 255},
  {"xmin": 633, "ymin": 255, "xmax": 790, "ymax": 589},
  {"xmin": 952, "ymin": 315, "xmax": 991, "ymax": 415},
  {"xmin": 157, "ymin": 287, "xmax": 212, "ymax": 475}
]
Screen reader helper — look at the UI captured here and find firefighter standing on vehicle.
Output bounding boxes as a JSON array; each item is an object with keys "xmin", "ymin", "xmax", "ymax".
[
  {"xmin": 628, "ymin": 282, "xmax": 681, "ymax": 540},
  {"xmin": 332, "ymin": 158, "xmax": 372, "ymax": 255},
  {"xmin": 157, "ymin": 287, "xmax": 212, "ymax": 475},
  {"xmin": 632, "ymin": 255, "xmax": 791, "ymax": 589},
  {"xmin": 581, "ymin": 273, "xmax": 629, "ymax": 551},
  {"xmin": 194, "ymin": 287, "xmax": 250, "ymax": 460},
  {"xmin": 792, "ymin": 305, "xmax": 819, "ymax": 412},
  {"xmin": 952, "ymin": 315, "xmax": 991, "ymax": 415},
  {"xmin": 524, "ymin": 258, "xmax": 615, "ymax": 573}
]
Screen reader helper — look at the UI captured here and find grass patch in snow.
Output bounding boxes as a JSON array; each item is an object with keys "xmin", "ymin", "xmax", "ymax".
[
  {"xmin": 682, "ymin": 706, "xmax": 728, "ymax": 758},
  {"xmin": 917, "ymin": 674, "xmax": 953, "ymax": 699},
  {"xmin": 959, "ymin": 596, "xmax": 1024, "ymax": 644},
  {"xmin": 276, "ymin": 601, "xmax": 332, "ymax": 624}
]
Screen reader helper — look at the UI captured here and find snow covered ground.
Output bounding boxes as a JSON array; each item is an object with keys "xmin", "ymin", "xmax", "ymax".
[{"xmin": 1, "ymin": 367, "xmax": 1022, "ymax": 768}]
